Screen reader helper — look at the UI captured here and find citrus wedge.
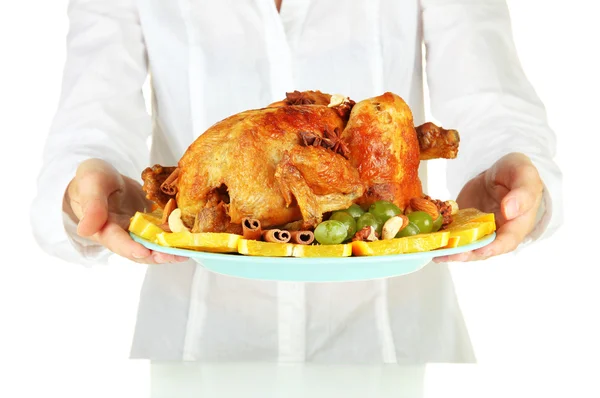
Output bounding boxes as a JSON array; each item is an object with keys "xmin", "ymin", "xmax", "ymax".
[
  {"xmin": 444, "ymin": 236, "xmax": 461, "ymax": 249},
  {"xmin": 353, "ymin": 239, "xmax": 405, "ymax": 256},
  {"xmin": 237, "ymin": 239, "xmax": 294, "ymax": 257},
  {"xmin": 403, "ymin": 231, "xmax": 450, "ymax": 253},
  {"xmin": 156, "ymin": 231, "xmax": 240, "ymax": 253},
  {"xmin": 451, "ymin": 208, "xmax": 496, "ymax": 226},
  {"xmin": 352, "ymin": 231, "xmax": 450, "ymax": 256},
  {"xmin": 443, "ymin": 221, "xmax": 496, "ymax": 248},
  {"xmin": 292, "ymin": 243, "xmax": 352, "ymax": 258},
  {"xmin": 128, "ymin": 212, "xmax": 166, "ymax": 242}
]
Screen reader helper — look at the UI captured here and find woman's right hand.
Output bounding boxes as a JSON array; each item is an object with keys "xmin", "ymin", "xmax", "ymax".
[{"xmin": 65, "ymin": 158, "xmax": 188, "ymax": 264}]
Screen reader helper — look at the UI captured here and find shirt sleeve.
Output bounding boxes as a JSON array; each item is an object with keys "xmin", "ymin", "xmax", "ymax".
[
  {"xmin": 30, "ymin": 0, "xmax": 151, "ymax": 266},
  {"xmin": 421, "ymin": 0, "xmax": 564, "ymax": 245}
]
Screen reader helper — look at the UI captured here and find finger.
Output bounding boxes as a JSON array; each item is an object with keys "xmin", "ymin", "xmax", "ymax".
[
  {"xmin": 434, "ymin": 208, "xmax": 535, "ymax": 263},
  {"xmin": 107, "ymin": 214, "xmax": 187, "ymax": 263},
  {"xmin": 487, "ymin": 153, "xmax": 534, "ymax": 188},
  {"xmin": 131, "ymin": 251, "xmax": 189, "ymax": 265},
  {"xmin": 434, "ymin": 248, "xmax": 494, "ymax": 263},
  {"xmin": 474, "ymin": 216, "xmax": 529, "ymax": 257},
  {"xmin": 474, "ymin": 202, "xmax": 539, "ymax": 259},
  {"xmin": 434, "ymin": 217, "xmax": 533, "ymax": 263},
  {"xmin": 434, "ymin": 198, "xmax": 540, "ymax": 263},
  {"xmin": 488, "ymin": 157, "xmax": 543, "ymax": 219},
  {"xmin": 507, "ymin": 160, "xmax": 543, "ymax": 192},
  {"xmin": 77, "ymin": 197, "xmax": 109, "ymax": 237},
  {"xmin": 95, "ymin": 222, "xmax": 188, "ymax": 264},
  {"xmin": 501, "ymin": 185, "xmax": 541, "ymax": 221},
  {"xmin": 151, "ymin": 251, "xmax": 189, "ymax": 264},
  {"xmin": 95, "ymin": 222, "xmax": 151, "ymax": 259},
  {"xmin": 433, "ymin": 252, "xmax": 470, "ymax": 263},
  {"xmin": 71, "ymin": 171, "xmax": 122, "ymax": 237}
]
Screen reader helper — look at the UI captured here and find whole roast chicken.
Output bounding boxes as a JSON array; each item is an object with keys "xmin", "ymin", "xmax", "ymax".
[{"xmin": 141, "ymin": 91, "xmax": 459, "ymax": 233}]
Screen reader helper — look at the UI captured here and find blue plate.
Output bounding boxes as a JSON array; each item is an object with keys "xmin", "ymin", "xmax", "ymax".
[{"xmin": 130, "ymin": 232, "xmax": 495, "ymax": 282}]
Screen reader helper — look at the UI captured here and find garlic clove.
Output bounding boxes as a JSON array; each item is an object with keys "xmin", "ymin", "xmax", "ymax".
[
  {"xmin": 382, "ymin": 215, "xmax": 409, "ymax": 240},
  {"xmin": 444, "ymin": 200, "xmax": 459, "ymax": 215},
  {"xmin": 328, "ymin": 94, "xmax": 349, "ymax": 108},
  {"xmin": 366, "ymin": 226, "xmax": 379, "ymax": 242},
  {"xmin": 168, "ymin": 208, "xmax": 191, "ymax": 233}
]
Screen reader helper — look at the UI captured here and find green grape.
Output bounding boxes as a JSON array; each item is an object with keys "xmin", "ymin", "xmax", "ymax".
[
  {"xmin": 329, "ymin": 211, "xmax": 357, "ymax": 240},
  {"xmin": 395, "ymin": 222, "xmax": 420, "ymax": 238},
  {"xmin": 432, "ymin": 215, "xmax": 443, "ymax": 232},
  {"xmin": 368, "ymin": 200, "xmax": 402, "ymax": 224},
  {"xmin": 356, "ymin": 212, "xmax": 383, "ymax": 235},
  {"xmin": 345, "ymin": 204, "xmax": 365, "ymax": 220},
  {"xmin": 407, "ymin": 211, "xmax": 433, "ymax": 234},
  {"xmin": 314, "ymin": 220, "xmax": 348, "ymax": 245}
]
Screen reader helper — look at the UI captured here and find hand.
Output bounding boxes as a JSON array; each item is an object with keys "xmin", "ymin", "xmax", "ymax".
[
  {"xmin": 65, "ymin": 158, "xmax": 188, "ymax": 264},
  {"xmin": 434, "ymin": 152, "xmax": 544, "ymax": 263}
]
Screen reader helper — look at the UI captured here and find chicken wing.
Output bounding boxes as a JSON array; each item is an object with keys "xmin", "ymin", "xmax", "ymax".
[{"xmin": 416, "ymin": 122, "xmax": 460, "ymax": 160}]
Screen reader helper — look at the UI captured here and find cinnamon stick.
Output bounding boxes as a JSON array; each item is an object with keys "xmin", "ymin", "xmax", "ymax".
[
  {"xmin": 242, "ymin": 217, "xmax": 262, "ymax": 240},
  {"xmin": 290, "ymin": 231, "xmax": 315, "ymax": 245},
  {"xmin": 160, "ymin": 168, "xmax": 180, "ymax": 195},
  {"xmin": 262, "ymin": 229, "xmax": 291, "ymax": 243}
]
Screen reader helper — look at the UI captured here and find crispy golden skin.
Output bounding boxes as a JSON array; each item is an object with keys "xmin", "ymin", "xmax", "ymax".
[
  {"xmin": 275, "ymin": 145, "xmax": 364, "ymax": 226},
  {"xmin": 140, "ymin": 165, "xmax": 177, "ymax": 208},
  {"xmin": 175, "ymin": 104, "xmax": 359, "ymax": 231},
  {"xmin": 141, "ymin": 91, "xmax": 460, "ymax": 232},
  {"xmin": 341, "ymin": 92, "xmax": 423, "ymax": 211},
  {"xmin": 416, "ymin": 122, "xmax": 460, "ymax": 160}
]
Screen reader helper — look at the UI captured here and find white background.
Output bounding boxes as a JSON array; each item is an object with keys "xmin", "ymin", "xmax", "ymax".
[{"xmin": 1, "ymin": 0, "xmax": 598, "ymax": 396}]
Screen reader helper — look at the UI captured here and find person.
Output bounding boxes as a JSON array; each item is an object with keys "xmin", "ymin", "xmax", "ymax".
[{"xmin": 31, "ymin": 0, "xmax": 562, "ymax": 363}]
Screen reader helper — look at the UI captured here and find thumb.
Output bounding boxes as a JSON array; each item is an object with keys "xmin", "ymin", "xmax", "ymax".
[
  {"xmin": 69, "ymin": 167, "xmax": 122, "ymax": 237},
  {"xmin": 77, "ymin": 196, "xmax": 108, "ymax": 237},
  {"xmin": 501, "ymin": 186, "xmax": 539, "ymax": 221},
  {"xmin": 488, "ymin": 153, "xmax": 543, "ymax": 221}
]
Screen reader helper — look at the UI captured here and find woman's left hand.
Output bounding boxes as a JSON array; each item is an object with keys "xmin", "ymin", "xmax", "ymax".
[{"xmin": 434, "ymin": 152, "xmax": 544, "ymax": 263}]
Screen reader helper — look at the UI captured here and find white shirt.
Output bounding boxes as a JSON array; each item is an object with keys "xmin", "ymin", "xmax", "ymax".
[{"xmin": 31, "ymin": 0, "xmax": 562, "ymax": 363}]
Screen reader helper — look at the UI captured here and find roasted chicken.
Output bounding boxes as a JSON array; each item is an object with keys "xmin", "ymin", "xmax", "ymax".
[{"xmin": 142, "ymin": 91, "xmax": 459, "ymax": 233}]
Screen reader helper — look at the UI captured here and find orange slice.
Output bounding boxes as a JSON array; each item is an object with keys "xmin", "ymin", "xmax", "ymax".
[
  {"xmin": 444, "ymin": 236, "xmax": 461, "ymax": 249},
  {"xmin": 443, "ymin": 221, "xmax": 496, "ymax": 248},
  {"xmin": 352, "ymin": 231, "xmax": 450, "ymax": 256},
  {"xmin": 128, "ymin": 212, "xmax": 166, "ymax": 242},
  {"xmin": 157, "ymin": 231, "xmax": 240, "ymax": 253},
  {"xmin": 237, "ymin": 239, "xmax": 294, "ymax": 257},
  {"xmin": 403, "ymin": 231, "xmax": 450, "ymax": 253},
  {"xmin": 353, "ymin": 239, "xmax": 405, "ymax": 256},
  {"xmin": 292, "ymin": 243, "xmax": 352, "ymax": 258},
  {"xmin": 439, "ymin": 208, "xmax": 496, "ymax": 248},
  {"xmin": 450, "ymin": 208, "xmax": 496, "ymax": 227}
]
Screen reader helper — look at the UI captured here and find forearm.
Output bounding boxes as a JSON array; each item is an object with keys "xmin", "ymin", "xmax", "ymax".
[
  {"xmin": 31, "ymin": 0, "xmax": 151, "ymax": 265},
  {"xmin": 421, "ymin": 0, "xmax": 563, "ymax": 241}
]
